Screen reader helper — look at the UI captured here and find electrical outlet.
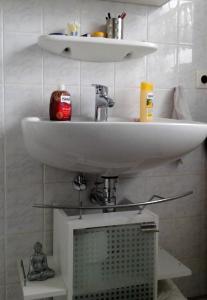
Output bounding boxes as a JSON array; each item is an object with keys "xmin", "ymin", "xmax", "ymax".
[{"xmin": 196, "ymin": 70, "xmax": 207, "ymax": 89}]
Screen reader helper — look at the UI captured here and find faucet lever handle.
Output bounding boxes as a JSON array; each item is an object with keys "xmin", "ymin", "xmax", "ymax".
[{"xmin": 92, "ymin": 84, "xmax": 108, "ymax": 96}]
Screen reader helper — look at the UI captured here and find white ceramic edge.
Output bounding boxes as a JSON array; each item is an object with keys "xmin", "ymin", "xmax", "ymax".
[
  {"xmin": 104, "ymin": 0, "xmax": 169, "ymax": 6},
  {"xmin": 38, "ymin": 35, "xmax": 158, "ymax": 62},
  {"xmin": 22, "ymin": 116, "xmax": 207, "ymax": 127}
]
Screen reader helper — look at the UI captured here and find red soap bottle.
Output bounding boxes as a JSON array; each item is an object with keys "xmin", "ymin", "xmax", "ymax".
[{"xmin": 49, "ymin": 84, "xmax": 72, "ymax": 121}]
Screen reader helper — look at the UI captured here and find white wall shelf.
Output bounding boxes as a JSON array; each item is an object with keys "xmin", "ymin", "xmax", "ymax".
[
  {"xmin": 38, "ymin": 35, "xmax": 157, "ymax": 62},
  {"xmin": 158, "ymin": 248, "xmax": 192, "ymax": 280},
  {"xmin": 17, "ymin": 257, "xmax": 67, "ymax": 300},
  {"xmin": 101, "ymin": 0, "xmax": 169, "ymax": 6}
]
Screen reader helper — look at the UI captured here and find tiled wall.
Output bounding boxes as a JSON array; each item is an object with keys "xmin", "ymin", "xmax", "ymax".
[{"xmin": 0, "ymin": 0, "xmax": 206, "ymax": 299}]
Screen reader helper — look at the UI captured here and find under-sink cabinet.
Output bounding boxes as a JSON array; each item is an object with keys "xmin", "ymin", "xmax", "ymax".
[{"xmin": 17, "ymin": 210, "xmax": 191, "ymax": 300}]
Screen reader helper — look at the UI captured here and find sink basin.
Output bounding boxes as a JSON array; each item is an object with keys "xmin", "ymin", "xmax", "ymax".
[{"xmin": 22, "ymin": 117, "xmax": 207, "ymax": 176}]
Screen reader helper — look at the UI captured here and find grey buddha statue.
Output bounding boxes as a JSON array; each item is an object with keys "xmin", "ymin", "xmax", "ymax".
[{"xmin": 27, "ymin": 242, "xmax": 55, "ymax": 281}]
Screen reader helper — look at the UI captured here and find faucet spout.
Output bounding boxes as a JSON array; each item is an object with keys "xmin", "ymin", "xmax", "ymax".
[
  {"xmin": 92, "ymin": 84, "xmax": 115, "ymax": 121},
  {"xmin": 106, "ymin": 97, "xmax": 115, "ymax": 108}
]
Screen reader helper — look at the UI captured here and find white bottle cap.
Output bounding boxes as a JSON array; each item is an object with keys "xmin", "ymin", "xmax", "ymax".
[{"xmin": 58, "ymin": 84, "xmax": 66, "ymax": 91}]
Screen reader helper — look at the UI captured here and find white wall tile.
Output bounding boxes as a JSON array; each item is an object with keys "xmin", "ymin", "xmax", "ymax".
[
  {"xmin": 43, "ymin": 51, "xmax": 80, "ymax": 86},
  {"xmin": 5, "ymin": 84, "xmax": 43, "ymax": 131},
  {"xmin": 5, "ymin": 85, "xmax": 43, "ymax": 188},
  {"xmin": 0, "ymin": 84, "xmax": 4, "ymax": 189},
  {"xmin": 0, "ymin": 7, "xmax": 2, "ymax": 32},
  {"xmin": 6, "ymin": 284, "xmax": 23, "ymax": 300},
  {"xmin": 172, "ymin": 145, "xmax": 206, "ymax": 175},
  {"xmin": 4, "ymin": 34, "xmax": 42, "ymax": 85},
  {"xmin": 0, "ymin": 286, "xmax": 5, "ymax": 300},
  {"xmin": 153, "ymin": 89, "xmax": 174, "ymax": 118},
  {"xmin": 6, "ymin": 148, "xmax": 43, "ymax": 188},
  {"xmin": 112, "ymin": 88, "xmax": 139, "ymax": 119},
  {"xmin": 43, "ymin": 0, "xmax": 80, "ymax": 34},
  {"xmin": 0, "ymin": 237, "xmax": 5, "ymax": 287},
  {"xmin": 117, "ymin": 176, "xmax": 146, "ymax": 203},
  {"xmin": 172, "ymin": 216, "xmax": 202, "ymax": 259},
  {"xmin": 0, "ymin": 138, "xmax": 4, "ymax": 187},
  {"xmin": 81, "ymin": 62, "xmax": 115, "ymax": 87},
  {"xmin": 159, "ymin": 216, "xmax": 202, "ymax": 265},
  {"xmin": 178, "ymin": 0, "xmax": 193, "ymax": 44},
  {"xmin": 44, "ymin": 230, "xmax": 53, "ymax": 255},
  {"xmin": 80, "ymin": 86, "xmax": 95, "ymax": 119},
  {"xmin": 174, "ymin": 257, "xmax": 202, "ymax": 297},
  {"xmin": 44, "ymin": 213, "xmax": 53, "ymax": 232},
  {"xmin": 178, "ymin": 45, "xmax": 194, "ymax": 88},
  {"xmin": 146, "ymin": 174, "xmax": 206, "ymax": 218},
  {"xmin": 44, "ymin": 182, "xmax": 80, "ymax": 205},
  {"xmin": 0, "ymin": 34, "xmax": 3, "ymax": 85},
  {"xmin": 200, "ymin": 256, "xmax": 207, "ymax": 295},
  {"xmin": 192, "ymin": 34, "xmax": 207, "ymax": 70},
  {"xmin": 0, "ymin": 85, "xmax": 4, "ymax": 139},
  {"xmin": 5, "ymin": 126, "xmax": 43, "ymax": 188},
  {"xmin": 147, "ymin": 44, "xmax": 178, "ymax": 89},
  {"xmin": 44, "ymin": 182, "xmax": 84, "ymax": 232},
  {"xmin": 3, "ymin": 0, "xmax": 42, "ymax": 33},
  {"xmin": 187, "ymin": 89, "xmax": 207, "ymax": 123},
  {"xmin": 0, "ymin": 187, "xmax": 4, "ymax": 237},
  {"xmin": 144, "ymin": 143, "xmax": 206, "ymax": 177},
  {"xmin": 111, "ymin": 1, "xmax": 148, "ymax": 40},
  {"xmin": 144, "ymin": 176, "xmax": 180, "ymax": 219},
  {"xmin": 148, "ymin": 0, "xmax": 178, "ymax": 44},
  {"xmin": 44, "ymin": 166, "xmax": 76, "ymax": 184},
  {"xmin": 6, "ymin": 184, "xmax": 44, "ymax": 234},
  {"xmin": 115, "ymin": 58, "xmax": 146, "ymax": 88},
  {"xmin": 158, "ymin": 218, "xmax": 177, "ymax": 253},
  {"xmin": 192, "ymin": 0, "xmax": 207, "ymax": 43}
]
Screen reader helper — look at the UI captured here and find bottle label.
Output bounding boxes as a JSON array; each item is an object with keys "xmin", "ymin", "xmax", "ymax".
[
  {"xmin": 50, "ymin": 91, "xmax": 72, "ymax": 121},
  {"xmin": 146, "ymin": 93, "xmax": 153, "ymax": 119},
  {"xmin": 56, "ymin": 102, "xmax": 72, "ymax": 120},
  {"xmin": 61, "ymin": 95, "xmax": 71, "ymax": 104}
]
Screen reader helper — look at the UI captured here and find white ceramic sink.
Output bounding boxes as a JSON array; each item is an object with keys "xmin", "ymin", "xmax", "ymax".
[{"xmin": 22, "ymin": 117, "xmax": 207, "ymax": 176}]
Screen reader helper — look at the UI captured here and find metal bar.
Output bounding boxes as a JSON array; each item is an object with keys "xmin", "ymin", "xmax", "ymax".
[
  {"xmin": 33, "ymin": 190, "xmax": 193, "ymax": 211},
  {"xmin": 20, "ymin": 259, "xmax": 27, "ymax": 287},
  {"xmin": 148, "ymin": 194, "xmax": 165, "ymax": 201},
  {"xmin": 79, "ymin": 191, "xmax": 82, "ymax": 220}
]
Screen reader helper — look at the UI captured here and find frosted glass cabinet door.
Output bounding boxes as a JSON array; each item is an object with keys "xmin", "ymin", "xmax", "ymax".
[{"xmin": 73, "ymin": 223, "xmax": 157, "ymax": 300}]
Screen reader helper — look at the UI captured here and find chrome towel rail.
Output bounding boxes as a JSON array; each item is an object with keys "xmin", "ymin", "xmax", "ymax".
[{"xmin": 33, "ymin": 190, "xmax": 193, "ymax": 214}]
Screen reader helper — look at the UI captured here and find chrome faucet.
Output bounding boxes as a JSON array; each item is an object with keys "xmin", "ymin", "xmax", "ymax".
[{"xmin": 92, "ymin": 84, "xmax": 115, "ymax": 121}]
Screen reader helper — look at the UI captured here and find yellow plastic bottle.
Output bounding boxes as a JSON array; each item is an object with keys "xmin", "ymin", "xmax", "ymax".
[{"xmin": 140, "ymin": 82, "xmax": 154, "ymax": 122}]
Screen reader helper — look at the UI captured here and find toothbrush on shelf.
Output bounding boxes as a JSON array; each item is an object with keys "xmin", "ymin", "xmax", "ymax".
[{"xmin": 119, "ymin": 12, "xmax": 126, "ymax": 19}]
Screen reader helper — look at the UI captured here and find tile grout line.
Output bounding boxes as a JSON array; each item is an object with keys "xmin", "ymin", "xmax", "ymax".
[
  {"xmin": 177, "ymin": 0, "xmax": 180, "ymax": 47},
  {"xmin": 0, "ymin": 82, "xmax": 200, "ymax": 91},
  {"xmin": 1, "ymin": 5, "xmax": 8, "ymax": 297},
  {"xmin": 79, "ymin": 0, "xmax": 82, "ymax": 116},
  {"xmin": 176, "ymin": 0, "xmax": 180, "ymax": 84},
  {"xmin": 146, "ymin": 6, "xmax": 149, "ymax": 81},
  {"xmin": 41, "ymin": 4, "xmax": 46, "ymax": 250},
  {"xmin": 113, "ymin": 61, "xmax": 116, "ymax": 102}
]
